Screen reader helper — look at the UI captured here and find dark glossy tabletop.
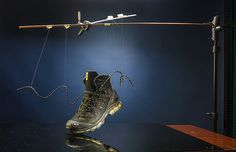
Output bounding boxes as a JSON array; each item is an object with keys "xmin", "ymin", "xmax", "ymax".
[{"xmin": 0, "ymin": 123, "xmax": 226, "ymax": 152}]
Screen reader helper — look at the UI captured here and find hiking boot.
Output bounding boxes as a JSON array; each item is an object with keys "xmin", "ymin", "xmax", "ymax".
[
  {"xmin": 66, "ymin": 71, "xmax": 122, "ymax": 133},
  {"xmin": 65, "ymin": 133, "xmax": 119, "ymax": 152}
]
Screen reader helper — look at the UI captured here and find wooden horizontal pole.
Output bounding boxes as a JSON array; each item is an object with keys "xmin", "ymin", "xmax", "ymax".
[{"xmin": 19, "ymin": 22, "xmax": 213, "ymax": 29}]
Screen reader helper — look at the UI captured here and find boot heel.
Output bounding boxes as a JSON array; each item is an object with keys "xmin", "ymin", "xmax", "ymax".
[{"xmin": 109, "ymin": 101, "xmax": 122, "ymax": 115}]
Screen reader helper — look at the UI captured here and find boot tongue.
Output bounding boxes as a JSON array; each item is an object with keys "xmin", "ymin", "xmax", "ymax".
[
  {"xmin": 84, "ymin": 71, "xmax": 98, "ymax": 92},
  {"xmin": 94, "ymin": 75, "xmax": 111, "ymax": 91}
]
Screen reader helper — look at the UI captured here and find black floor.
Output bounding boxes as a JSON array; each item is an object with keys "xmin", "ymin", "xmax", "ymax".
[{"xmin": 0, "ymin": 123, "xmax": 229, "ymax": 152}]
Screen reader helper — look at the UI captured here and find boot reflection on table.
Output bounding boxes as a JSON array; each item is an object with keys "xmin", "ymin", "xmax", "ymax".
[{"xmin": 65, "ymin": 132, "xmax": 119, "ymax": 152}]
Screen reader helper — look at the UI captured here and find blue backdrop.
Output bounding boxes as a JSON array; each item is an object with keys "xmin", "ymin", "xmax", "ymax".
[{"xmin": 0, "ymin": 0, "xmax": 224, "ymax": 132}]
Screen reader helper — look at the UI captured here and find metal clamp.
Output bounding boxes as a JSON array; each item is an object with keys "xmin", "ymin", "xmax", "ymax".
[{"xmin": 78, "ymin": 20, "xmax": 91, "ymax": 36}]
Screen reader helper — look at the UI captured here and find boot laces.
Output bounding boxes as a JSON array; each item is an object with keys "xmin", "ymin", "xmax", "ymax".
[
  {"xmin": 78, "ymin": 70, "xmax": 135, "ymax": 115},
  {"xmin": 96, "ymin": 70, "xmax": 135, "ymax": 91},
  {"xmin": 77, "ymin": 91, "xmax": 101, "ymax": 117}
]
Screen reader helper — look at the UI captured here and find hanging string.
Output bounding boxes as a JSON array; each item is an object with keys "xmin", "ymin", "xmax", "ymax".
[
  {"xmin": 17, "ymin": 28, "xmax": 68, "ymax": 100},
  {"xmin": 63, "ymin": 29, "xmax": 70, "ymax": 104},
  {"xmin": 111, "ymin": 19, "xmax": 127, "ymax": 55},
  {"xmin": 120, "ymin": 18, "xmax": 126, "ymax": 51},
  {"xmin": 64, "ymin": 29, "xmax": 68, "ymax": 84},
  {"xmin": 17, "ymin": 28, "xmax": 82, "ymax": 105},
  {"xmin": 17, "ymin": 29, "xmax": 52, "ymax": 93},
  {"xmin": 63, "ymin": 28, "xmax": 82, "ymax": 105},
  {"xmin": 111, "ymin": 20, "xmax": 117, "ymax": 48},
  {"xmin": 17, "ymin": 25, "xmax": 135, "ymax": 105},
  {"xmin": 31, "ymin": 29, "xmax": 50, "ymax": 86},
  {"xmin": 17, "ymin": 85, "xmax": 68, "ymax": 99}
]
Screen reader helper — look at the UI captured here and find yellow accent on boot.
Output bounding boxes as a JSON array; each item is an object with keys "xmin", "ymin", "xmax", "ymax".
[
  {"xmin": 86, "ymin": 72, "xmax": 89, "ymax": 80},
  {"xmin": 109, "ymin": 101, "xmax": 122, "ymax": 115}
]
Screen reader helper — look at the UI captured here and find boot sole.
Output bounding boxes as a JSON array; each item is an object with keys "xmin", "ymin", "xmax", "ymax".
[{"xmin": 69, "ymin": 101, "xmax": 122, "ymax": 133}]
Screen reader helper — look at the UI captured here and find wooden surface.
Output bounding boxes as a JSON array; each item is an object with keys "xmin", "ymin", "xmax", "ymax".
[{"xmin": 167, "ymin": 125, "xmax": 236, "ymax": 150}]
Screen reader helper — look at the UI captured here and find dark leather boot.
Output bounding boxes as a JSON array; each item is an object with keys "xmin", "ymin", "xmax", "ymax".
[{"xmin": 66, "ymin": 71, "xmax": 122, "ymax": 133}]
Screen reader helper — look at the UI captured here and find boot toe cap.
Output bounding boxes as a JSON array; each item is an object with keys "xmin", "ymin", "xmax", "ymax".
[
  {"xmin": 66, "ymin": 120, "xmax": 89, "ymax": 132},
  {"xmin": 66, "ymin": 120, "xmax": 80, "ymax": 129}
]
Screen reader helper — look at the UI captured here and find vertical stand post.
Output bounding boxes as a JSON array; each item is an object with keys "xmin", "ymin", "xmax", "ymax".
[{"xmin": 207, "ymin": 16, "xmax": 222, "ymax": 132}]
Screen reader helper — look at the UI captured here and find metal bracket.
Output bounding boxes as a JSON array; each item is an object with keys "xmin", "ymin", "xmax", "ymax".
[
  {"xmin": 78, "ymin": 11, "xmax": 81, "ymax": 23},
  {"xmin": 78, "ymin": 20, "xmax": 91, "ymax": 36}
]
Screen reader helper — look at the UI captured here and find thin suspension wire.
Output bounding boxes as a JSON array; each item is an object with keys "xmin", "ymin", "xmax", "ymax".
[
  {"xmin": 63, "ymin": 29, "xmax": 69, "ymax": 104},
  {"xmin": 63, "ymin": 28, "xmax": 83, "ymax": 105},
  {"xmin": 31, "ymin": 29, "xmax": 50, "ymax": 85},
  {"xmin": 120, "ymin": 18, "xmax": 125, "ymax": 51},
  {"xmin": 111, "ymin": 20, "xmax": 117, "ymax": 48},
  {"xmin": 119, "ymin": 18, "xmax": 128, "ymax": 64},
  {"xmin": 17, "ymin": 28, "xmax": 82, "ymax": 105},
  {"xmin": 17, "ymin": 23, "xmax": 134, "ymax": 105},
  {"xmin": 64, "ymin": 29, "xmax": 68, "ymax": 84}
]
